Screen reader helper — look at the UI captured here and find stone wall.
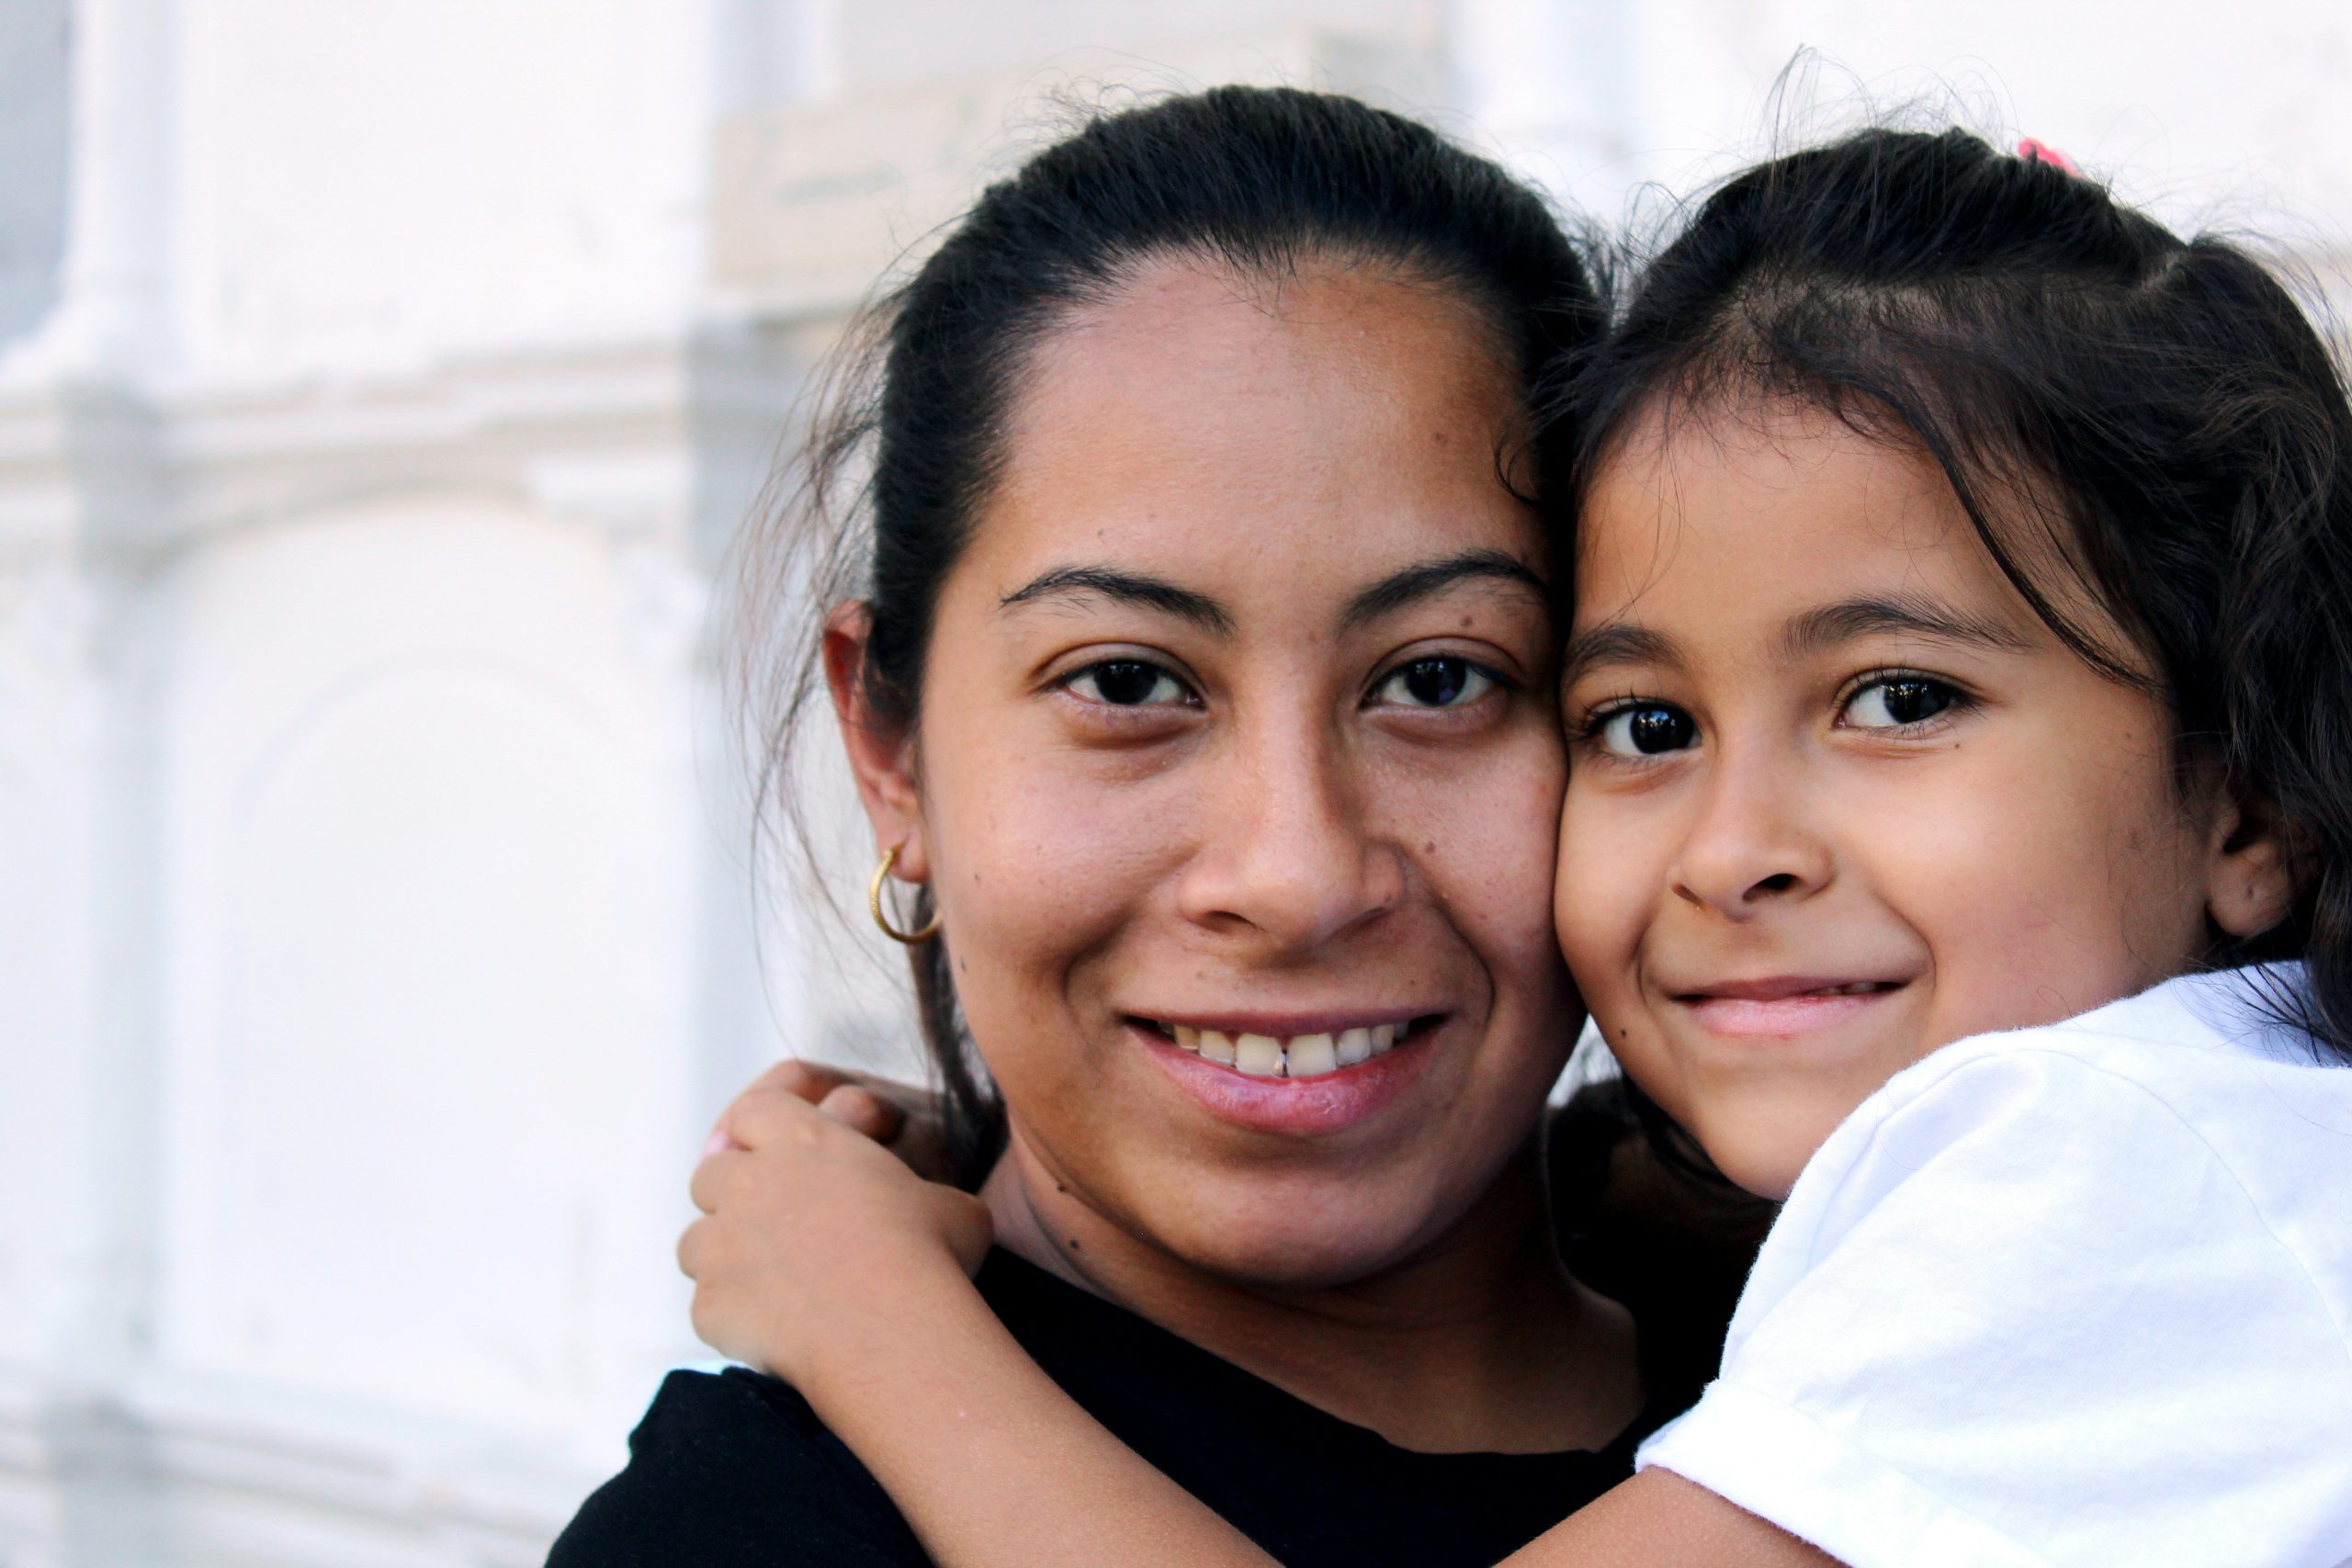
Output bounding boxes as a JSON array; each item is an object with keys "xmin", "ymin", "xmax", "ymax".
[{"xmin": 2, "ymin": 3, "xmax": 2346, "ymax": 1562}]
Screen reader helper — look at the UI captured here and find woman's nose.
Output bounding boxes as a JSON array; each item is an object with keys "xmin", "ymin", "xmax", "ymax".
[
  {"xmin": 1174, "ymin": 723, "xmax": 1405, "ymax": 952},
  {"xmin": 1668, "ymin": 743, "xmax": 1834, "ymax": 919}
]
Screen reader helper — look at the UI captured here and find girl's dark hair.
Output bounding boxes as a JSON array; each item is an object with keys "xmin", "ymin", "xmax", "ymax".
[
  {"xmin": 1571, "ymin": 125, "xmax": 2352, "ymax": 1083},
  {"xmin": 746, "ymin": 85, "xmax": 1601, "ymax": 1184}
]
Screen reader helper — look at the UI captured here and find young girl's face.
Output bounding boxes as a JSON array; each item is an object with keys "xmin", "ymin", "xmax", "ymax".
[{"xmin": 1555, "ymin": 400, "xmax": 2261, "ymax": 1198}]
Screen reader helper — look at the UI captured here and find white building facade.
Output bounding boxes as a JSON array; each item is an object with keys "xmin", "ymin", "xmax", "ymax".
[{"xmin": 2, "ymin": 2, "xmax": 2346, "ymax": 1563}]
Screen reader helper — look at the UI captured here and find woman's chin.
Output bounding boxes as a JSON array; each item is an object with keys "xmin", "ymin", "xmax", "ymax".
[{"xmin": 1129, "ymin": 1181, "xmax": 1476, "ymax": 1293}]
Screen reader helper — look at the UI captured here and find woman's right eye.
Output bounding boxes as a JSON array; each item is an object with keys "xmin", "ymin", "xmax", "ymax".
[
  {"xmin": 1590, "ymin": 702, "xmax": 1698, "ymax": 758},
  {"xmin": 1063, "ymin": 660, "xmax": 1192, "ymax": 707}
]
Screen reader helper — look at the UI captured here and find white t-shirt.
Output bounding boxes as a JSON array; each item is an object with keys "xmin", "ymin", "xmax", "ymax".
[{"xmin": 1635, "ymin": 965, "xmax": 2352, "ymax": 1568}]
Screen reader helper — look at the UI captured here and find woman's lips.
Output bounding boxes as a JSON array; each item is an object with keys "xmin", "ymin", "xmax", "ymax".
[
  {"xmin": 1671, "ymin": 978, "xmax": 1907, "ymax": 1039},
  {"xmin": 1128, "ymin": 1014, "xmax": 1442, "ymax": 1134}
]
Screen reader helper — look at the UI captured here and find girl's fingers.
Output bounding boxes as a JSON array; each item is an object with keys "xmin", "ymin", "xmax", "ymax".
[
  {"xmin": 752, "ymin": 1057, "xmax": 854, "ymax": 1102},
  {"xmin": 817, "ymin": 1082, "xmax": 904, "ymax": 1142},
  {"xmin": 688, "ymin": 1146, "xmax": 749, "ymax": 1214},
  {"xmin": 703, "ymin": 1058, "xmax": 853, "ymax": 1153}
]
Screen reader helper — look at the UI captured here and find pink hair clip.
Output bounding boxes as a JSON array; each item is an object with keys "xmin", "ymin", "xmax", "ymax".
[{"xmin": 2016, "ymin": 137, "xmax": 2081, "ymax": 175}]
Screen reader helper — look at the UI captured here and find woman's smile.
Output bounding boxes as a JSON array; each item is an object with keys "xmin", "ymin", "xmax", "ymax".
[
  {"xmin": 1125, "ymin": 1010, "xmax": 1448, "ymax": 1135},
  {"xmin": 855, "ymin": 254, "xmax": 1578, "ymax": 1289}
]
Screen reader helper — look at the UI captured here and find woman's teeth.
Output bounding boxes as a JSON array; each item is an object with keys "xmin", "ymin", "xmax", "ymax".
[{"xmin": 1156, "ymin": 1021, "xmax": 1409, "ymax": 1077}]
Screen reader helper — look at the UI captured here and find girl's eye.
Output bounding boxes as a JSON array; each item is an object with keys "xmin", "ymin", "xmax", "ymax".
[
  {"xmin": 1842, "ymin": 675, "xmax": 1960, "ymax": 729},
  {"xmin": 1066, "ymin": 660, "xmax": 1190, "ymax": 707},
  {"xmin": 1374, "ymin": 656, "xmax": 1497, "ymax": 709},
  {"xmin": 1593, "ymin": 703, "xmax": 1698, "ymax": 757}
]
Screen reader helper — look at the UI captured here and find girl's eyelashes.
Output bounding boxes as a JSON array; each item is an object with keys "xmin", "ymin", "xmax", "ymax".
[
  {"xmin": 1585, "ymin": 699, "xmax": 1699, "ymax": 759},
  {"xmin": 1572, "ymin": 670, "xmax": 1973, "ymax": 760},
  {"xmin": 1058, "ymin": 658, "xmax": 1197, "ymax": 709},
  {"xmin": 1838, "ymin": 671, "xmax": 1970, "ymax": 732},
  {"xmin": 1368, "ymin": 654, "xmax": 1504, "ymax": 711}
]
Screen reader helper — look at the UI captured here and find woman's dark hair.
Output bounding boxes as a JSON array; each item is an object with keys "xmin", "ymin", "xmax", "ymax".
[
  {"xmin": 743, "ymin": 85, "xmax": 1602, "ymax": 1184},
  {"xmin": 1569, "ymin": 125, "xmax": 2352, "ymax": 1090}
]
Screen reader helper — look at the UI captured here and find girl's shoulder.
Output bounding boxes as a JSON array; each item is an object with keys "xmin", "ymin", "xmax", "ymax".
[
  {"xmin": 1771, "ymin": 963, "xmax": 2352, "ymax": 1302},
  {"xmin": 1638, "ymin": 965, "xmax": 2352, "ymax": 1568},
  {"xmin": 1811, "ymin": 964, "xmax": 2352, "ymax": 1228}
]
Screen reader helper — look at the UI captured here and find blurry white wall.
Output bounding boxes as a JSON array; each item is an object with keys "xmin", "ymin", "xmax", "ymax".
[{"xmin": 1, "ymin": 2, "xmax": 2346, "ymax": 1564}]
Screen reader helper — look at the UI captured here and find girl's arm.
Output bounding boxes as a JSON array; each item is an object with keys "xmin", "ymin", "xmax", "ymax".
[{"xmin": 683, "ymin": 1084, "xmax": 1836, "ymax": 1568}]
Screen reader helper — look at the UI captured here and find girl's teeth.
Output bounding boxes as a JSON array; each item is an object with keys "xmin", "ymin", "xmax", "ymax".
[
  {"xmin": 1335, "ymin": 1027, "xmax": 1373, "ymax": 1066},
  {"xmin": 1173, "ymin": 1024, "xmax": 1200, "ymax": 1051},
  {"xmin": 1370, "ymin": 1022, "xmax": 1396, "ymax": 1054},
  {"xmin": 1198, "ymin": 1029, "xmax": 1237, "ymax": 1065}
]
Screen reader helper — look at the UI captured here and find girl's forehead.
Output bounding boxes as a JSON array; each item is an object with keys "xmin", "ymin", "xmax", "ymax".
[{"xmin": 1577, "ymin": 406, "xmax": 1985, "ymax": 595}]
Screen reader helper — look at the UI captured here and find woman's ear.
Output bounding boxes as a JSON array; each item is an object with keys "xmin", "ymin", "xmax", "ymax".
[
  {"xmin": 823, "ymin": 602, "xmax": 931, "ymax": 883},
  {"xmin": 2205, "ymin": 786, "xmax": 2300, "ymax": 942}
]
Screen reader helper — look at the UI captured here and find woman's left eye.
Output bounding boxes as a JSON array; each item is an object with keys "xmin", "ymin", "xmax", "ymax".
[
  {"xmin": 1374, "ymin": 656, "xmax": 1498, "ymax": 709},
  {"xmin": 1065, "ymin": 660, "xmax": 1191, "ymax": 706},
  {"xmin": 1841, "ymin": 675, "xmax": 1962, "ymax": 729}
]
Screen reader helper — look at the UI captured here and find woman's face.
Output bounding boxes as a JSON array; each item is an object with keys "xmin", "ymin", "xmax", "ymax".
[{"xmin": 856, "ymin": 259, "xmax": 1575, "ymax": 1288}]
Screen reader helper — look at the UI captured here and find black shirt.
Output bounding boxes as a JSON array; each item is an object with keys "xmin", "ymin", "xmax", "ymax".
[
  {"xmin": 549, "ymin": 1094, "xmax": 1765, "ymax": 1567},
  {"xmin": 549, "ymin": 1245, "xmax": 1713, "ymax": 1568}
]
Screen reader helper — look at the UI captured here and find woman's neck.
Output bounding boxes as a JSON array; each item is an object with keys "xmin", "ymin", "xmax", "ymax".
[{"xmin": 980, "ymin": 1129, "xmax": 1643, "ymax": 1455}]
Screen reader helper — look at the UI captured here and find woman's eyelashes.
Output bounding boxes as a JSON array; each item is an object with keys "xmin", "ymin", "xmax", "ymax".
[
  {"xmin": 1368, "ymin": 654, "xmax": 1505, "ymax": 712},
  {"xmin": 1061, "ymin": 657, "xmax": 1196, "ymax": 709},
  {"xmin": 1053, "ymin": 649, "xmax": 1513, "ymax": 716}
]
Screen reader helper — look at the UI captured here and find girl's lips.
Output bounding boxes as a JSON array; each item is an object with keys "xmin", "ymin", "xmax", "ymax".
[
  {"xmin": 1672, "ymin": 979, "xmax": 1908, "ymax": 1039},
  {"xmin": 1129, "ymin": 1017, "xmax": 1442, "ymax": 1135}
]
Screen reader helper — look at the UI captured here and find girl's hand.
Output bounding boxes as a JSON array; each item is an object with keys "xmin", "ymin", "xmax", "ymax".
[
  {"xmin": 702, "ymin": 1057, "xmax": 955, "ymax": 1181},
  {"xmin": 679, "ymin": 1079, "xmax": 992, "ymax": 1391}
]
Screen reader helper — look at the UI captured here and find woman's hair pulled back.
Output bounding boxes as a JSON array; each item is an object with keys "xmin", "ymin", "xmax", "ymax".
[
  {"xmin": 1572, "ymin": 124, "xmax": 2352, "ymax": 1067},
  {"xmin": 754, "ymin": 85, "xmax": 1600, "ymax": 1181}
]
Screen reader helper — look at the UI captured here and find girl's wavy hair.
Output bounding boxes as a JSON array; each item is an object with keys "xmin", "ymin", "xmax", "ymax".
[
  {"xmin": 1565, "ymin": 126, "xmax": 2352, "ymax": 1177},
  {"xmin": 736, "ymin": 85, "xmax": 1603, "ymax": 1185}
]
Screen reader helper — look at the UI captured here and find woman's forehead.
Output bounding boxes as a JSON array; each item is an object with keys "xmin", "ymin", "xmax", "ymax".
[{"xmin": 967, "ymin": 262, "xmax": 1535, "ymax": 601}]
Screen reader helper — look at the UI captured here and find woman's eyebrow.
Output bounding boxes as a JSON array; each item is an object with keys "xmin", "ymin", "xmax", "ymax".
[
  {"xmin": 1780, "ymin": 594, "xmax": 2032, "ymax": 658},
  {"xmin": 998, "ymin": 566, "xmax": 1236, "ymax": 635},
  {"xmin": 1340, "ymin": 549, "xmax": 1549, "ymax": 632}
]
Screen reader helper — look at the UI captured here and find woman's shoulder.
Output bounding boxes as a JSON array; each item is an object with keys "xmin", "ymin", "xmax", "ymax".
[{"xmin": 544, "ymin": 1367, "xmax": 930, "ymax": 1568}]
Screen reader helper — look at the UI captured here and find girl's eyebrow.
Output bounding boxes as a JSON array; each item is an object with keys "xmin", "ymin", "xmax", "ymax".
[
  {"xmin": 1561, "ymin": 593, "xmax": 2030, "ymax": 686},
  {"xmin": 1780, "ymin": 594, "xmax": 2032, "ymax": 659},
  {"xmin": 1560, "ymin": 622, "xmax": 1682, "ymax": 684}
]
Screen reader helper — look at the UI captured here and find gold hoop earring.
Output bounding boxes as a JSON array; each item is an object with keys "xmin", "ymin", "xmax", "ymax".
[{"xmin": 867, "ymin": 841, "xmax": 941, "ymax": 945}]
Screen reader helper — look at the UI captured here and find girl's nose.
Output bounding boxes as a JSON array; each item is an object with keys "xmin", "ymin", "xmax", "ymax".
[
  {"xmin": 1668, "ymin": 744, "xmax": 1834, "ymax": 919},
  {"xmin": 1174, "ymin": 721, "xmax": 1406, "ymax": 953}
]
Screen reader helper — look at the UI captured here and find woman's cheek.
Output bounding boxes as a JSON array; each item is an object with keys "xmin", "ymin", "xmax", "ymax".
[{"xmin": 1407, "ymin": 730, "xmax": 1567, "ymax": 985}]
